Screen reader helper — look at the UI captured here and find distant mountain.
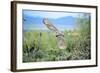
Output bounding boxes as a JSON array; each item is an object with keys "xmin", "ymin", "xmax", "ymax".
[
  {"xmin": 23, "ymin": 14, "xmax": 76, "ymax": 31},
  {"xmin": 24, "ymin": 14, "xmax": 76, "ymax": 25},
  {"xmin": 52, "ymin": 16, "xmax": 76, "ymax": 26}
]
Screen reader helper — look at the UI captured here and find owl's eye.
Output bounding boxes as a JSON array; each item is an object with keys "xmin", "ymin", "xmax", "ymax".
[{"xmin": 56, "ymin": 35, "xmax": 60, "ymax": 37}]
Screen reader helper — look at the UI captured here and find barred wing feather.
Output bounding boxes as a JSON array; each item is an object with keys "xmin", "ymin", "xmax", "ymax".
[{"xmin": 43, "ymin": 18, "xmax": 67, "ymax": 49}]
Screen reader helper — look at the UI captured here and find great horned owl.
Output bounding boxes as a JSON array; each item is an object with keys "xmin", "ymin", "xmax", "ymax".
[{"xmin": 43, "ymin": 18, "xmax": 67, "ymax": 49}]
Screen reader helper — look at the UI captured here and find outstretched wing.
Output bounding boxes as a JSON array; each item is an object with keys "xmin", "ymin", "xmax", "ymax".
[
  {"xmin": 43, "ymin": 18, "xmax": 59, "ymax": 33},
  {"xmin": 43, "ymin": 18, "xmax": 67, "ymax": 49}
]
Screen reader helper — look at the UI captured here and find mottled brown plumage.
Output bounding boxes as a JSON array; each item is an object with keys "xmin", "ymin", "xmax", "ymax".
[{"xmin": 43, "ymin": 18, "xmax": 67, "ymax": 49}]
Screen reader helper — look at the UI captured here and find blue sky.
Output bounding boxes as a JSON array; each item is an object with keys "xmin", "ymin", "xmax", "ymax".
[{"xmin": 23, "ymin": 10, "xmax": 90, "ymax": 31}]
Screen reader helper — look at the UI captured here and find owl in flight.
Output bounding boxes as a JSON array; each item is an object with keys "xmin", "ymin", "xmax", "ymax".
[{"xmin": 43, "ymin": 18, "xmax": 67, "ymax": 49}]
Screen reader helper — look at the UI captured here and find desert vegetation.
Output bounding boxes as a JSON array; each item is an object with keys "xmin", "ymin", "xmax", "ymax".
[{"xmin": 23, "ymin": 15, "xmax": 91, "ymax": 63}]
